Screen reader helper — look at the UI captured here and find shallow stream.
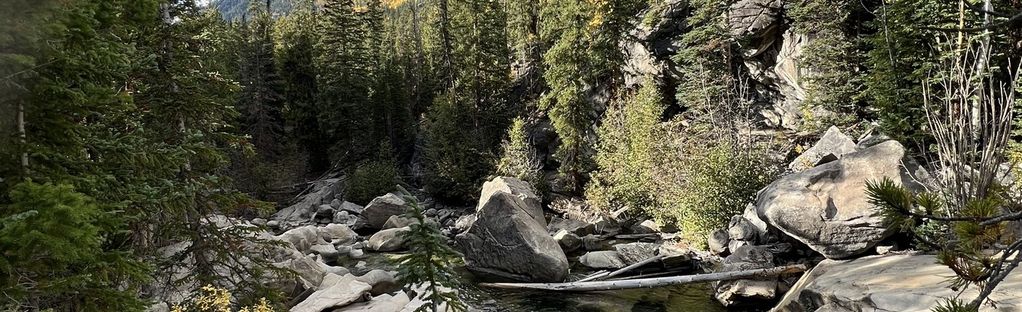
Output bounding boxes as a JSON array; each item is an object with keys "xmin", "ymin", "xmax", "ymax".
[{"xmin": 347, "ymin": 253, "xmax": 728, "ymax": 312}]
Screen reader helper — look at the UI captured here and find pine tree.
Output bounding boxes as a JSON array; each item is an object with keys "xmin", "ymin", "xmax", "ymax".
[
  {"xmin": 316, "ymin": 0, "xmax": 381, "ymax": 165},
  {"xmin": 421, "ymin": 0, "xmax": 512, "ymax": 202},
  {"xmin": 238, "ymin": 3, "xmax": 286, "ymax": 158},
  {"xmin": 274, "ymin": 5, "xmax": 327, "ymax": 172},
  {"xmin": 538, "ymin": 0, "xmax": 641, "ymax": 192},
  {"xmin": 393, "ymin": 185, "xmax": 466, "ymax": 312}
]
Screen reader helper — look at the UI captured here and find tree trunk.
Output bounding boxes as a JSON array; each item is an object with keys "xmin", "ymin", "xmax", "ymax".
[
  {"xmin": 18, "ymin": 100, "xmax": 27, "ymax": 172},
  {"xmin": 479, "ymin": 264, "xmax": 807, "ymax": 292}
]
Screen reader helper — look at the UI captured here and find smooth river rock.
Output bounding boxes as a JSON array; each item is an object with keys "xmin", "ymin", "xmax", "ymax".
[{"xmin": 773, "ymin": 253, "xmax": 1022, "ymax": 312}]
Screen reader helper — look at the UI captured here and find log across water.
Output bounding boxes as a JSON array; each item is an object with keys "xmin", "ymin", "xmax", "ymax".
[{"xmin": 478, "ymin": 264, "xmax": 808, "ymax": 292}]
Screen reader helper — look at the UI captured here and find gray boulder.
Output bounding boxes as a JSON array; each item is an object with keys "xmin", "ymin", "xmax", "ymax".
[
  {"xmin": 708, "ymin": 229, "xmax": 730, "ymax": 255},
  {"xmin": 614, "ymin": 242, "xmax": 659, "ymax": 265},
  {"xmin": 456, "ymin": 177, "xmax": 568, "ymax": 282},
  {"xmin": 757, "ymin": 140, "xmax": 927, "ymax": 259},
  {"xmin": 361, "ymin": 193, "xmax": 407, "ymax": 230},
  {"xmin": 788, "ymin": 126, "xmax": 858, "ymax": 172},
  {"xmin": 714, "ymin": 246, "xmax": 778, "ymax": 307},
  {"xmin": 277, "ymin": 225, "xmax": 326, "ymax": 253},
  {"xmin": 291, "ymin": 277, "xmax": 371, "ymax": 312}
]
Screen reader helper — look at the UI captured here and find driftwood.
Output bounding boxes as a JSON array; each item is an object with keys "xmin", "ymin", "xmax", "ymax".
[
  {"xmin": 575, "ymin": 271, "xmax": 610, "ymax": 282},
  {"xmin": 597, "ymin": 254, "xmax": 665, "ymax": 281},
  {"xmin": 479, "ymin": 264, "xmax": 808, "ymax": 292}
]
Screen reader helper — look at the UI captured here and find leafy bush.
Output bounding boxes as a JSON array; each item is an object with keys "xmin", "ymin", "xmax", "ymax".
[
  {"xmin": 346, "ymin": 147, "xmax": 399, "ymax": 205},
  {"xmin": 0, "ymin": 182, "xmax": 148, "ymax": 311},
  {"xmin": 667, "ymin": 142, "xmax": 779, "ymax": 244},
  {"xmin": 171, "ymin": 285, "xmax": 276, "ymax": 312},
  {"xmin": 587, "ymin": 80, "xmax": 780, "ymax": 247}
]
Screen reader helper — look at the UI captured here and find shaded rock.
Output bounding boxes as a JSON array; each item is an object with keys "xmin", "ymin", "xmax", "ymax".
[
  {"xmin": 339, "ymin": 201, "xmax": 364, "ymax": 214},
  {"xmin": 367, "ymin": 227, "xmax": 410, "ymax": 252},
  {"xmin": 708, "ymin": 229, "xmax": 730, "ymax": 255},
  {"xmin": 757, "ymin": 141, "xmax": 927, "ymax": 259},
  {"xmin": 456, "ymin": 177, "xmax": 568, "ymax": 282},
  {"xmin": 382, "ymin": 215, "xmax": 416, "ymax": 230},
  {"xmin": 715, "ymin": 246, "xmax": 777, "ymax": 307},
  {"xmin": 477, "ymin": 177, "xmax": 544, "ymax": 225},
  {"xmin": 582, "ymin": 234, "xmax": 611, "ymax": 251},
  {"xmin": 728, "ymin": 215, "xmax": 756, "ymax": 241},
  {"xmin": 614, "ymin": 242, "xmax": 659, "ymax": 265},
  {"xmin": 742, "ymin": 203, "xmax": 771, "ymax": 243},
  {"xmin": 362, "ymin": 193, "xmax": 407, "ymax": 230},
  {"xmin": 272, "ymin": 179, "xmax": 342, "ymax": 226},
  {"xmin": 658, "ymin": 243, "xmax": 694, "ymax": 268},
  {"xmin": 788, "ymin": 126, "xmax": 858, "ymax": 172},
  {"xmin": 349, "ymin": 248, "xmax": 366, "ymax": 260},
  {"xmin": 291, "ymin": 255, "xmax": 330, "ymax": 290},
  {"xmin": 291, "ymin": 279, "xmax": 372, "ymax": 312},
  {"xmin": 553, "ymin": 230, "xmax": 582, "ymax": 253},
  {"xmin": 548, "ymin": 217, "xmax": 596, "ymax": 236},
  {"xmin": 729, "ymin": 0, "xmax": 783, "ymax": 39},
  {"xmin": 316, "ymin": 204, "xmax": 336, "ymax": 219},
  {"xmin": 579, "ymin": 251, "xmax": 626, "ymax": 269},
  {"xmin": 773, "ymin": 253, "xmax": 1022, "ymax": 312}
]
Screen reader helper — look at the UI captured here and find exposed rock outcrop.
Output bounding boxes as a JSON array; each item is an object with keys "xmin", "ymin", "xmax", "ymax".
[
  {"xmin": 456, "ymin": 177, "xmax": 569, "ymax": 282},
  {"xmin": 773, "ymin": 253, "xmax": 1022, "ymax": 312},
  {"xmin": 788, "ymin": 126, "xmax": 858, "ymax": 172}
]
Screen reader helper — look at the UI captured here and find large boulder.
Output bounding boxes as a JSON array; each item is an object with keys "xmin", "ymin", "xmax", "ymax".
[
  {"xmin": 456, "ymin": 177, "xmax": 568, "ymax": 282},
  {"xmin": 773, "ymin": 253, "xmax": 1022, "ymax": 312},
  {"xmin": 756, "ymin": 140, "xmax": 928, "ymax": 259},
  {"xmin": 277, "ymin": 225, "xmax": 327, "ymax": 253},
  {"xmin": 788, "ymin": 126, "xmax": 858, "ymax": 172},
  {"xmin": 361, "ymin": 193, "xmax": 407, "ymax": 230},
  {"xmin": 714, "ymin": 246, "xmax": 778, "ymax": 307},
  {"xmin": 614, "ymin": 242, "xmax": 659, "ymax": 265}
]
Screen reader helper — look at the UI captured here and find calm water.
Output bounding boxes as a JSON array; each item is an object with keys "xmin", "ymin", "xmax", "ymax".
[{"xmin": 347, "ymin": 253, "xmax": 727, "ymax": 312}]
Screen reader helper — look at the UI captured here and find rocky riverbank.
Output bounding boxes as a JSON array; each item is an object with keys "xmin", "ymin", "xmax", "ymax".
[{"xmin": 146, "ymin": 128, "xmax": 1020, "ymax": 312}]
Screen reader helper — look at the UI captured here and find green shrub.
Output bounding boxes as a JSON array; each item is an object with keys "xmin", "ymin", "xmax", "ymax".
[
  {"xmin": 0, "ymin": 182, "xmax": 148, "ymax": 311},
  {"xmin": 587, "ymin": 80, "xmax": 780, "ymax": 247},
  {"xmin": 346, "ymin": 157, "xmax": 399, "ymax": 206},
  {"xmin": 496, "ymin": 117, "xmax": 544, "ymax": 190},
  {"xmin": 667, "ymin": 142, "xmax": 779, "ymax": 245}
]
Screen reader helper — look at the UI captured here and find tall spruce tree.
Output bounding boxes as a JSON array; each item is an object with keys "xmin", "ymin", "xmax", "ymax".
[
  {"xmin": 538, "ymin": 0, "xmax": 640, "ymax": 192},
  {"xmin": 316, "ymin": 0, "xmax": 381, "ymax": 166},
  {"xmin": 274, "ymin": 4, "xmax": 327, "ymax": 172},
  {"xmin": 422, "ymin": 0, "xmax": 512, "ymax": 202}
]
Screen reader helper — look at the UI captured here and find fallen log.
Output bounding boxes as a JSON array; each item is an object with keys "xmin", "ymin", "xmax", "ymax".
[
  {"xmin": 596, "ymin": 254, "xmax": 665, "ymax": 281},
  {"xmin": 575, "ymin": 271, "xmax": 610, "ymax": 282},
  {"xmin": 479, "ymin": 264, "xmax": 807, "ymax": 292}
]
